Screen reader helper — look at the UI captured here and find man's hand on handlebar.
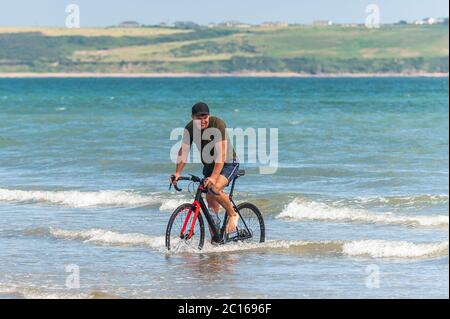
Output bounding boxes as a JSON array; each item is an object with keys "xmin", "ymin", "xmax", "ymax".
[
  {"xmin": 169, "ymin": 173, "xmax": 180, "ymax": 185},
  {"xmin": 168, "ymin": 174, "xmax": 202, "ymax": 192},
  {"xmin": 169, "ymin": 173, "xmax": 182, "ymax": 191}
]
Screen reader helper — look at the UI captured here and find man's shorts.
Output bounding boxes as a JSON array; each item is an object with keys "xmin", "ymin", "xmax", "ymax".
[{"xmin": 203, "ymin": 162, "xmax": 240, "ymax": 185}]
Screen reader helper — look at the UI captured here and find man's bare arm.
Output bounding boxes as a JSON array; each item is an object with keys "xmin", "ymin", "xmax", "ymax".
[{"xmin": 173, "ymin": 142, "xmax": 190, "ymax": 181}]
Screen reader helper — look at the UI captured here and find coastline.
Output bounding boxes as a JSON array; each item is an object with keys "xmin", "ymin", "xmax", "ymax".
[{"xmin": 0, "ymin": 72, "xmax": 448, "ymax": 78}]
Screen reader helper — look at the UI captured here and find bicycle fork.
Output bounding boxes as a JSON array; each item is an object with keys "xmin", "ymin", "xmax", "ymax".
[{"xmin": 180, "ymin": 201, "xmax": 201, "ymax": 240}]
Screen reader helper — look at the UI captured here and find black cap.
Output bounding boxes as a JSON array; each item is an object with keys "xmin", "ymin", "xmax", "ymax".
[{"xmin": 192, "ymin": 102, "xmax": 210, "ymax": 116}]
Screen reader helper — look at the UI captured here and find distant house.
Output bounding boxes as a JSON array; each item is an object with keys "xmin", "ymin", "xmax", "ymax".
[
  {"xmin": 313, "ymin": 20, "xmax": 333, "ymax": 26},
  {"xmin": 119, "ymin": 21, "xmax": 141, "ymax": 28},
  {"xmin": 218, "ymin": 20, "xmax": 251, "ymax": 28},
  {"xmin": 260, "ymin": 21, "xmax": 289, "ymax": 28},
  {"xmin": 414, "ymin": 17, "xmax": 441, "ymax": 25},
  {"xmin": 341, "ymin": 23, "xmax": 360, "ymax": 28}
]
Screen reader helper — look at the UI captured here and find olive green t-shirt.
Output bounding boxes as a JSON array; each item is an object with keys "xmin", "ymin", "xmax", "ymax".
[{"xmin": 183, "ymin": 116, "xmax": 236, "ymax": 169}]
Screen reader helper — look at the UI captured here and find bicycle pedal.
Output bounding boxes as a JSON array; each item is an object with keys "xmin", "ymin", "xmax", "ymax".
[
  {"xmin": 225, "ymin": 231, "xmax": 239, "ymax": 242},
  {"xmin": 238, "ymin": 229, "xmax": 251, "ymax": 238},
  {"xmin": 227, "ymin": 229, "xmax": 251, "ymax": 242}
]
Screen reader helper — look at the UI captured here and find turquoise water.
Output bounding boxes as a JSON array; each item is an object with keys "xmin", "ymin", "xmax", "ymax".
[{"xmin": 0, "ymin": 77, "xmax": 448, "ymax": 298}]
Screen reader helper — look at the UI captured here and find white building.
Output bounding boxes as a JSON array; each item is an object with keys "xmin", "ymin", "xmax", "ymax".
[
  {"xmin": 313, "ymin": 20, "xmax": 333, "ymax": 26},
  {"xmin": 218, "ymin": 20, "xmax": 252, "ymax": 28},
  {"xmin": 260, "ymin": 21, "xmax": 289, "ymax": 28},
  {"xmin": 414, "ymin": 17, "xmax": 439, "ymax": 25}
]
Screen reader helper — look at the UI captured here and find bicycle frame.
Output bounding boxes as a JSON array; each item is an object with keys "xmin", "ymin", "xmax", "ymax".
[{"xmin": 180, "ymin": 178, "xmax": 252, "ymax": 244}]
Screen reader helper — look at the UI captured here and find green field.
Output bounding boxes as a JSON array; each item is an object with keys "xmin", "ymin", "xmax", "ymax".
[{"xmin": 0, "ymin": 25, "xmax": 448, "ymax": 74}]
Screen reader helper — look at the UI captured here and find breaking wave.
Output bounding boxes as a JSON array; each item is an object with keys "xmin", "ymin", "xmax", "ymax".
[
  {"xmin": 23, "ymin": 227, "xmax": 449, "ymax": 259},
  {"xmin": 277, "ymin": 198, "xmax": 449, "ymax": 228},
  {"xmin": 0, "ymin": 188, "xmax": 188, "ymax": 210}
]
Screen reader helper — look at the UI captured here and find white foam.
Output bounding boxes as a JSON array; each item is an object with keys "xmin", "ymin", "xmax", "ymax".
[
  {"xmin": 32, "ymin": 227, "xmax": 449, "ymax": 259},
  {"xmin": 48, "ymin": 228, "xmax": 165, "ymax": 248},
  {"xmin": 0, "ymin": 283, "xmax": 122, "ymax": 299},
  {"xmin": 167, "ymin": 239, "xmax": 449, "ymax": 259},
  {"xmin": 0, "ymin": 188, "xmax": 184, "ymax": 208},
  {"xmin": 43, "ymin": 227, "xmax": 332, "ymax": 254},
  {"xmin": 159, "ymin": 198, "xmax": 188, "ymax": 212},
  {"xmin": 185, "ymin": 239, "xmax": 327, "ymax": 254},
  {"xmin": 343, "ymin": 240, "xmax": 449, "ymax": 259},
  {"xmin": 277, "ymin": 198, "xmax": 449, "ymax": 227},
  {"xmin": 0, "ymin": 283, "xmax": 89, "ymax": 299},
  {"xmin": 355, "ymin": 194, "xmax": 449, "ymax": 206},
  {"xmin": 168, "ymin": 238, "xmax": 291, "ymax": 254}
]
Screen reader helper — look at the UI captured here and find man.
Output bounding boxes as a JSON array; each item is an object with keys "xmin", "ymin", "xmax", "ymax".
[{"xmin": 170, "ymin": 102, "xmax": 240, "ymax": 236}]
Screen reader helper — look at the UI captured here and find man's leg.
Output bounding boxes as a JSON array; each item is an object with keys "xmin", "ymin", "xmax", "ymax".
[
  {"xmin": 206, "ymin": 193, "xmax": 221, "ymax": 213},
  {"xmin": 205, "ymin": 193, "xmax": 221, "ymax": 238},
  {"xmin": 208, "ymin": 175, "xmax": 239, "ymax": 234}
]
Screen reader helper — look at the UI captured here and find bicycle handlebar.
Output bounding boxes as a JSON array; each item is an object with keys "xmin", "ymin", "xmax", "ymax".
[{"xmin": 169, "ymin": 174, "xmax": 202, "ymax": 192}]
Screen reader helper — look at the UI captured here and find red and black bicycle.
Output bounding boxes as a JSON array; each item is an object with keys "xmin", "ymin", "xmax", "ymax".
[{"xmin": 166, "ymin": 170, "xmax": 265, "ymax": 251}]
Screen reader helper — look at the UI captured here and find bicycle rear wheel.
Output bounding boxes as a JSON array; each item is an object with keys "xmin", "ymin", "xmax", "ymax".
[
  {"xmin": 165, "ymin": 203, "xmax": 205, "ymax": 251},
  {"xmin": 236, "ymin": 202, "xmax": 265, "ymax": 243}
]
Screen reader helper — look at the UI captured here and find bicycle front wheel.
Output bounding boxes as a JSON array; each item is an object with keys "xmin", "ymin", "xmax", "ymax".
[
  {"xmin": 165, "ymin": 203, "xmax": 205, "ymax": 251},
  {"xmin": 236, "ymin": 202, "xmax": 265, "ymax": 243}
]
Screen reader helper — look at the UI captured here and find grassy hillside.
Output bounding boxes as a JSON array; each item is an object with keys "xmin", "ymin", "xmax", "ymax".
[{"xmin": 0, "ymin": 25, "xmax": 448, "ymax": 74}]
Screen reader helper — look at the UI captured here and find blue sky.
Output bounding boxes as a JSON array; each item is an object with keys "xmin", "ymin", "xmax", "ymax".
[{"xmin": 0, "ymin": 0, "xmax": 448, "ymax": 27}]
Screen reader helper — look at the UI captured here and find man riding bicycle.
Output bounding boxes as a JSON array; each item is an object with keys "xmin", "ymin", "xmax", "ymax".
[{"xmin": 170, "ymin": 102, "xmax": 240, "ymax": 236}]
